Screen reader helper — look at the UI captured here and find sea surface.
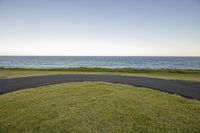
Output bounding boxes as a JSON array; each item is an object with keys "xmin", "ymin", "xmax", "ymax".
[{"xmin": 0, "ymin": 56, "xmax": 200, "ymax": 70}]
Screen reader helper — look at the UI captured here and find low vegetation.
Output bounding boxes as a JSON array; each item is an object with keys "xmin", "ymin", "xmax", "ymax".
[
  {"xmin": 0, "ymin": 67, "xmax": 200, "ymax": 82},
  {"xmin": 1, "ymin": 67, "xmax": 200, "ymax": 73},
  {"xmin": 0, "ymin": 82, "xmax": 200, "ymax": 133}
]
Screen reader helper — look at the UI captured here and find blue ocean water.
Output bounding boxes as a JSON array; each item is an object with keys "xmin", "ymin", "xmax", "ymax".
[{"xmin": 0, "ymin": 56, "xmax": 200, "ymax": 69}]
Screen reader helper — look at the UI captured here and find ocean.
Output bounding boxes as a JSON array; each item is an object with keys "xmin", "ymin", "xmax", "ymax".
[{"xmin": 0, "ymin": 56, "xmax": 199, "ymax": 70}]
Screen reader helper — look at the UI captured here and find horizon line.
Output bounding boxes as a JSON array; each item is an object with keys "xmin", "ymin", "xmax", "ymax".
[{"xmin": 0, "ymin": 55, "xmax": 199, "ymax": 57}]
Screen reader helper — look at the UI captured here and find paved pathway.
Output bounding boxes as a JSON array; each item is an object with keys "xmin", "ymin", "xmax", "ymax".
[{"xmin": 0, "ymin": 74, "xmax": 200, "ymax": 100}]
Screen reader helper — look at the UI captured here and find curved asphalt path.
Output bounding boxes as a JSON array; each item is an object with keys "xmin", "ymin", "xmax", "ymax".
[{"xmin": 0, "ymin": 74, "xmax": 200, "ymax": 100}]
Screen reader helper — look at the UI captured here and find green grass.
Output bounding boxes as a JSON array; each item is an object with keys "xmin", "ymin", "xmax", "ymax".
[
  {"xmin": 0, "ymin": 82, "xmax": 200, "ymax": 133},
  {"xmin": 0, "ymin": 68, "xmax": 200, "ymax": 82},
  {"xmin": 2, "ymin": 67, "xmax": 200, "ymax": 73}
]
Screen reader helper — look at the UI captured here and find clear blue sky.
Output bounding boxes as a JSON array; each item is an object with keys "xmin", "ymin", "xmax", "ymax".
[{"xmin": 0, "ymin": 0, "xmax": 199, "ymax": 56}]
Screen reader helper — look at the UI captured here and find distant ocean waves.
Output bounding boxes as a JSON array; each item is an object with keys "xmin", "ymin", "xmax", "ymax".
[{"xmin": 0, "ymin": 56, "xmax": 200, "ymax": 69}]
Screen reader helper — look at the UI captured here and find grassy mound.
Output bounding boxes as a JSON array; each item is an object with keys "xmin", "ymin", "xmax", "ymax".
[{"xmin": 0, "ymin": 82, "xmax": 200, "ymax": 133}]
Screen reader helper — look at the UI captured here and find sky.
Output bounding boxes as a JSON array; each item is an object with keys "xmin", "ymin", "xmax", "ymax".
[{"xmin": 0, "ymin": 0, "xmax": 200, "ymax": 56}]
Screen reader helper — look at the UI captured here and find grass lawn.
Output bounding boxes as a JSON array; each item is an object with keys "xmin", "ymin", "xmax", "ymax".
[
  {"xmin": 0, "ymin": 82, "xmax": 200, "ymax": 133},
  {"xmin": 0, "ymin": 68, "xmax": 200, "ymax": 82}
]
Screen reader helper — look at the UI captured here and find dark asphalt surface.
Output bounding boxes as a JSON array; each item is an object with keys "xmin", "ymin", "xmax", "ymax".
[{"xmin": 0, "ymin": 74, "xmax": 200, "ymax": 100}]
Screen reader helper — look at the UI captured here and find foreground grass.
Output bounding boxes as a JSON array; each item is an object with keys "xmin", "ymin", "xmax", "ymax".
[
  {"xmin": 0, "ymin": 82, "xmax": 200, "ymax": 133},
  {"xmin": 0, "ymin": 68, "xmax": 200, "ymax": 82}
]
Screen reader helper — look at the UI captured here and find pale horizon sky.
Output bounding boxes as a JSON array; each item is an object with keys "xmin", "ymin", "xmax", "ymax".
[{"xmin": 0, "ymin": 0, "xmax": 200, "ymax": 56}]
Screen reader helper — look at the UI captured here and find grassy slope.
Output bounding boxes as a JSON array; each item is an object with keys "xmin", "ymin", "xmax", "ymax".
[
  {"xmin": 0, "ymin": 68, "xmax": 200, "ymax": 82},
  {"xmin": 0, "ymin": 82, "xmax": 200, "ymax": 133}
]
